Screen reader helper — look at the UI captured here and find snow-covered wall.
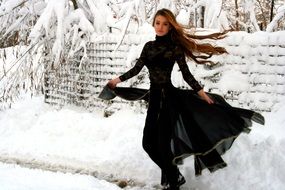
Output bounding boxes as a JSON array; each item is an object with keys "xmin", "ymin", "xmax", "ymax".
[
  {"xmin": 44, "ymin": 31, "xmax": 285, "ymax": 112},
  {"xmin": 208, "ymin": 31, "xmax": 285, "ymax": 111},
  {"xmin": 44, "ymin": 34, "xmax": 153, "ymax": 114}
]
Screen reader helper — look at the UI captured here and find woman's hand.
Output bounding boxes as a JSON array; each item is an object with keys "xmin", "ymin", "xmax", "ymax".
[
  {"xmin": 197, "ymin": 89, "xmax": 214, "ymax": 104},
  {"xmin": 107, "ymin": 77, "xmax": 121, "ymax": 89}
]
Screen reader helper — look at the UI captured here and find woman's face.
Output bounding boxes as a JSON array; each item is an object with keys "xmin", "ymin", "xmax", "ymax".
[{"xmin": 154, "ymin": 15, "xmax": 171, "ymax": 36}]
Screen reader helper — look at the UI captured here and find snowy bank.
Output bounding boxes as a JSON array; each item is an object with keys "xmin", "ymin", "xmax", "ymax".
[{"xmin": 0, "ymin": 94, "xmax": 284, "ymax": 190}]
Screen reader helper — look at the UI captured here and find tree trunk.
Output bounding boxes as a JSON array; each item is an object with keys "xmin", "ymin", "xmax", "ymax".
[
  {"xmin": 235, "ymin": 0, "xmax": 239, "ymax": 30},
  {"xmin": 201, "ymin": 6, "xmax": 205, "ymax": 28},
  {"xmin": 70, "ymin": 0, "xmax": 78, "ymax": 10},
  {"xmin": 270, "ymin": 0, "xmax": 274, "ymax": 22}
]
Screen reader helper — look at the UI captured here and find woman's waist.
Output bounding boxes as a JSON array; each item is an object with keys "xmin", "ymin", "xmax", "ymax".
[{"xmin": 150, "ymin": 82, "xmax": 174, "ymax": 90}]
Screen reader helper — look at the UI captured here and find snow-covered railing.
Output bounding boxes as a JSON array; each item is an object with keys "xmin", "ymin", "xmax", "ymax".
[
  {"xmin": 208, "ymin": 31, "xmax": 285, "ymax": 111},
  {"xmin": 44, "ymin": 31, "xmax": 285, "ymax": 112},
  {"xmin": 44, "ymin": 34, "xmax": 153, "ymax": 114}
]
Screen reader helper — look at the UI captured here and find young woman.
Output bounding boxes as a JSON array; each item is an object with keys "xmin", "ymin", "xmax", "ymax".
[{"xmin": 105, "ymin": 9, "xmax": 264, "ymax": 190}]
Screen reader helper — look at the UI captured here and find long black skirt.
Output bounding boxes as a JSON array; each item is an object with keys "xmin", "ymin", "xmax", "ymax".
[{"xmin": 99, "ymin": 85, "xmax": 265, "ymax": 176}]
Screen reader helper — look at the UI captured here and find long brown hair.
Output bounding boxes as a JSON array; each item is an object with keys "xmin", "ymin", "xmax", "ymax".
[{"xmin": 153, "ymin": 8, "xmax": 228, "ymax": 65}]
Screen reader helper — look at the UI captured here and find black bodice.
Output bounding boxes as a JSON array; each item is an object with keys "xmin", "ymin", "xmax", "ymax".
[{"xmin": 119, "ymin": 34, "xmax": 202, "ymax": 92}]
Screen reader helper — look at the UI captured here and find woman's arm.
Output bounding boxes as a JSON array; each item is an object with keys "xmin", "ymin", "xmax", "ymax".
[
  {"xmin": 107, "ymin": 42, "xmax": 149, "ymax": 89},
  {"xmin": 107, "ymin": 59, "xmax": 144, "ymax": 89},
  {"xmin": 118, "ymin": 59, "xmax": 145, "ymax": 82},
  {"xmin": 176, "ymin": 50, "xmax": 203, "ymax": 92},
  {"xmin": 176, "ymin": 48, "xmax": 214, "ymax": 104}
]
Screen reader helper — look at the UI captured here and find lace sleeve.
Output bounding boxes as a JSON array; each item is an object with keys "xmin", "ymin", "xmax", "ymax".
[
  {"xmin": 175, "ymin": 47, "xmax": 203, "ymax": 92},
  {"xmin": 119, "ymin": 42, "xmax": 149, "ymax": 82}
]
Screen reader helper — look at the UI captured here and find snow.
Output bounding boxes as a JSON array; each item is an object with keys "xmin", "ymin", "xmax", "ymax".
[
  {"xmin": 177, "ymin": 9, "xmax": 190, "ymax": 26},
  {"xmin": 0, "ymin": 162, "xmax": 122, "ymax": 190},
  {"xmin": 189, "ymin": 0, "xmax": 230, "ymax": 30},
  {"xmin": 217, "ymin": 69, "xmax": 249, "ymax": 94},
  {"xmin": 0, "ymin": 0, "xmax": 285, "ymax": 189},
  {"xmin": 244, "ymin": 0, "xmax": 260, "ymax": 31},
  {"xmin": 0, "ymin": 0, "xmax": 25, "ymax": 15},
  {"xmin": 266, "ymin": 4, "xmax": 285, "ymax": 32},
  {"xmin": 0, "ymin": 93, "xmax": 285, "ymax": 190},
  {"xmin": 156, "ymin": 0, "xmax": 175, "ymax": 12}
]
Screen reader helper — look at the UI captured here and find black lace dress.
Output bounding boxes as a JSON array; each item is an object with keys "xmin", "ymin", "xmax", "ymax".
[{"xmin": 99, "ymin": 34, "xmax": 265, "ymax": 179}]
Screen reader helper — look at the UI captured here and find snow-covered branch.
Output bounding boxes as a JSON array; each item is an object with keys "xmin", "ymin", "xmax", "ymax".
[
  {"xmin": 266, "ymin": 4, "xmax": 285, "ymax": 32},
  {"xmin": 189, "ymin": 0, "xmax": 230, "ymax": 30},
  {"xmin": 244, "ymin": 0, "xmax": 260, "ymax": 31}
]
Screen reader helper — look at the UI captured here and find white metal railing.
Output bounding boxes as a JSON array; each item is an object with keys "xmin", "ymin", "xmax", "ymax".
[{"xmin": 44, "ymin": 32, "xmax": 285, "ymax": 112}]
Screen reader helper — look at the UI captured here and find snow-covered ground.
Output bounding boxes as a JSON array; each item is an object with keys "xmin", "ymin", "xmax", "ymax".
[
  {"xmin": 0, "ymin": 94, "xmax": 284, "ymax": 190},
  {"xmin": 1, "ymin": 1, "xmax": 285, "ymax": 189},
  {"xmin": 0, "ymin": 162, "xmax": 122, "ymax": 190}
]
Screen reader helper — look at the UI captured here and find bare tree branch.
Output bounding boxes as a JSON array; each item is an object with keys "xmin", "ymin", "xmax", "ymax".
[
  {"xmin": 70, "ymin": 0, "xmax": 78, "ymax": 10},
  {"xmin": 256, "ymin": 0, "xmax": 268, "ymax": 29}
]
